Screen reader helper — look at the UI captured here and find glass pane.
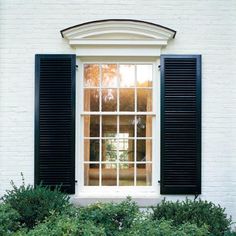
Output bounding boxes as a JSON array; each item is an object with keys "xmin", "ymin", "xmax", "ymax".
[
  {"xmin": 102, "ymin": 139, "xmax": 117, "ymax": 162},
  {"xmin": 137, "ymin": 139, "xmax": 152, "ymax": 162},
  {"xmin": 119, "ymin": 163, "xmax": 134, "ymax": 186},
  {"xmin": 119, "ymin": 89, "xmax": 135, "ymax": 111},
  {"xmin": 137, "ymin": 65, "xmax": 152, "ymax": 87},
  {"xmin": 136, "ymin": 164, "xmax": 152, "ymax": 186},
  {"xmin": 84, "ymin": 115, "xmax": 100, "ymax": 137},
  {"xmin": 102, "ymin": 115, "xmax": 117, "ymax": 137},
  {"xmin": 84, "ymin": 164, "xmax": 99, "ymax": 186},
  {"xmin": 137, "ymin": 89, "xmax": 152, "ymax": 112},
  {"xmin": 119, "ymin": 116, "xmax": 135, "ymax": 138},
  {"xmin": 84, "ymin": 64, "xmax": 100, "ymax": 87},
  {"xmin": 102, "ymin": 89, "xmax": 117, "ymax": 111},
  {"xmin": 118, "ymin": 139, "xmax": 134, "ymax": 162},
  {"xmin": 137, "ymin": 115, "xmax": 152, "ymax": 137},
  {"xmin": 84, "ymin": 139, "xmax": 99, "ymax": 162},
  {"xmin": 101, "ymin": 64, "xmax": 118, "ymax": 87},
  {"xmin": 119, "ymin": 65, "xmax": 135, "ymax": 87},
  {"xmin": 102, "ymin": 164, "xmax": 117, "ymax": 186},
  {"xmin": 84, "ymin": 89, "xmax": 99, "ymax": 111}
]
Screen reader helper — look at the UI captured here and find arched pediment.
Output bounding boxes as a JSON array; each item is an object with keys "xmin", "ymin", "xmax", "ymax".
[{"xmin": 60, "ymin": 19, "xmax": 176, "ymax": 56}]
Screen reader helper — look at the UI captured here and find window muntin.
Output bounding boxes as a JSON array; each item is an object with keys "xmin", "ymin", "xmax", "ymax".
[{"xmin": 83, "ymin": 63, "xmax": 153, "ymax": 187}]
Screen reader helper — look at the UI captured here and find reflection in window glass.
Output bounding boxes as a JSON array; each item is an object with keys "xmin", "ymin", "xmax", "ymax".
[
  {"xmin": 119, "ymin": 164, "xmax": 134, "ymax": 186},
  {"xmin": 84, "ymin": 89, "xmax": 99, "ymax": 111},
  {"xmin": 119, "ymin": 116, "xmax": 135, "ymax": 137},
  {"xmin": 102, "ymin": 89, "xmax": 117, "ymax": 111},
  {"xmin": 137, "ymin": 139, "xmax": 152, "ymax": 162},
  {"xmin": 84, "ymin": 139, "xmax": 99, "ymax": 162},
  {"xmin": 137, "ymin": 89, "xmax": 152, "ymax": 111},
  {"xmin": 102, "ymin": 116, "xmax": 117, "ymax": 137},
  {"xmin": 119, "ymin": 89, "xmax": 135, "ymax": 111},
  {"xmin": 137, "ymin": 65, "xmax": 152, "ymax": 87},
  {"xmin": 84, "ymin": 64, "xmax": 100, "ymax": 87},
  {"xmin": 118, "ymin": 139, "xmax": 134, "ymax": 162},
  {"xmin": 102, "ymin": 164, "xmax": 117, "ymax": 186},
  {"xmin": 102, "ymin": 139, "xmax": 117, "ymax": 162},
  {"xmin": 137, "ymin": 115, "xmax": 152, "ymax": 137},
  {"xmin": 102, "ymin": 64, "xmax": 118, "ymax": 87},
  {"xmin": 84, "ymin": 115, "xmax": 100, "ymax": 137},
  {"xmin": 84, "ymin": 164, "xmax": 99, "ymax": 186},
  {"xmin": 119, "ymin": 65, "xmax": 135, "ymax": 87},
  {"xmin": 83, "ymin": 63, "xmax": 154, "ymax": 186},
  {"xmin": 137, "ymin": 163, "xmax": 152, "ymax": 186}
]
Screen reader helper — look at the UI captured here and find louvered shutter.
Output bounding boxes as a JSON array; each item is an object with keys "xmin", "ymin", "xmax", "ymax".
[
  {"xmin": 160, "ymin": 55, "xmax": 201, "ymax": 194},
  {"xmin": 35, "ymin": 54, "xmax": 76, "ymax": 194}
]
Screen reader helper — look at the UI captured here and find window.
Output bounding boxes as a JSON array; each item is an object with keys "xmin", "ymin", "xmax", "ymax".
[
  {"xmin": 82, "ymin": 63, "xmax": 154, "ymax": 187},
  {"xmin": 35, "ymin": 20, "xmax": 201, "ymax": 197}
]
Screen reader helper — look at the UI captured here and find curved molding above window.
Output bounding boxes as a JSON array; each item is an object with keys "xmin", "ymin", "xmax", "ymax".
[{"xmin": 60, "ymin": 19, "xmax": 176, "ymax": 56}]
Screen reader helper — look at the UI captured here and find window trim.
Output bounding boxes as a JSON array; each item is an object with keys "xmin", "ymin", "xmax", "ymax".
[{"xmin": 75, "ymin": 57, "xmax": 160, "ymax": 197}]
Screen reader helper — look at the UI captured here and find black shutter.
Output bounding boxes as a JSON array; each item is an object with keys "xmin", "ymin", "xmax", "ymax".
[
  {"xmin": 160, "ymin": 55, "xmax": 201, "ymax": 194},
  {"xmin": 35, "ymin": 54, "xmax": 76, "ymax": 194}
]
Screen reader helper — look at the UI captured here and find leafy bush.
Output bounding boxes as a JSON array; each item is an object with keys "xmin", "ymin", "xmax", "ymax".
[
  {"xmin": 2, "ymin": 178, "xmax": 70, "ymax": 228},
  {"xmin": 121, "ymin": 218, "xmax": 209, "ymax": 236},
  {"xmin": 0, "ymin": 203, "xmax": 20, "ymax": 235},
  {"xmin": 79, "ymin": 197, "xmax": 139, "ymax": 236},
  {"xmin": 15, "ymin": 212, "xmax": 105, "ymax": 236},
  {"xmin": 152, "ymin": 198, "xmax": 232, "ymax": 236}
]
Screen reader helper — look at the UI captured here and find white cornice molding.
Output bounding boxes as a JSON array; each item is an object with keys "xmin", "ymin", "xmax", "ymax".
[{"xmin": 61, "ymin": 19, "xmax": 176, "ymax": 57}]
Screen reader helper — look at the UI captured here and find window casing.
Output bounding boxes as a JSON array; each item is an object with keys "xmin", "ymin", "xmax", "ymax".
[{"xmin": 76, "ymin": 59, "xmax": 160, "ymax": 196}]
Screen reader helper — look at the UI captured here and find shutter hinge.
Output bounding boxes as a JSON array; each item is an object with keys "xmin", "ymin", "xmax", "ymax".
[
  {"xmin": 158, "ymin": 180, "xmax": 161, "ymax": 184},
  {"xmin": 75, "ymin": 180, "xmax": 78, "ymax": 183},
  {"xmin": 76, "ymin": 65, "xmax": 78, "ymax": 69},
  {"xmin": 158, "ymin": 65, "xmax": 161, "ymax": 71}
]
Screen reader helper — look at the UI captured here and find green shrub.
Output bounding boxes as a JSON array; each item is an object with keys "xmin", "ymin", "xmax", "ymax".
[
  {"xmin": 79, "ymin": 197, "xmax": 139, "ymax": 236},
  {"xmin": 122, "ymin": 218, "xmax": 209, "ymax": 236},
  {"xmin": 152, "ymin": 198, "xmax": 232, "ymax": 236},
  {"xmin": 16, "ymin": 212, "xmax": 105, "ymax": 236},
  {"xmin": 0, "ymin": 203, "xmax": 20, "ymax": 235},
  {"xmin": 2, "ymin": 179, "xmax": 70, "ymax": 229}
]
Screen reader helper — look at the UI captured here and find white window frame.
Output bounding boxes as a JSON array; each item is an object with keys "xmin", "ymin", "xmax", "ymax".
[
  {"xmin": 61, "ymin": 20, "xmax": 175, "ymax": 199},
  {"xmin": 76, "ymin": 57, "xmax": 160, "ymax": 198}
]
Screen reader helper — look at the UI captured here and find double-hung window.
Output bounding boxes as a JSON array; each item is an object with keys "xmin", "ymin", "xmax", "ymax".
[
  {"xmin": 82, "ymin": 63, "xmax": 155, "ymax": 188},
  {"xmin": 35, "ymin": 20, "xmax": 201, "ymax": 197}
]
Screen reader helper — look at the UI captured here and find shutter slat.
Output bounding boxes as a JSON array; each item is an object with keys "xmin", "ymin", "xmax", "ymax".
[
  {"xmin": 161, "ymin": 55, "xmax": 201, "ymax": 195},
  {"xmin": 35, "ymin": 54, "xmax": 76, "ymax": 194}
]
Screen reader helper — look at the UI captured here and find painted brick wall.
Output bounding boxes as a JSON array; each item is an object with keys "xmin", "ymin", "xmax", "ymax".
[{"xmin": 0, "ymin": 0, "xmax": 236, "ymax": 222}]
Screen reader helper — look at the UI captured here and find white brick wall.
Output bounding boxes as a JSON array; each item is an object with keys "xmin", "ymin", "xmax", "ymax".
[{"xmin": 0, "ymin": 0, "xmax": 236, "ymax": 222}]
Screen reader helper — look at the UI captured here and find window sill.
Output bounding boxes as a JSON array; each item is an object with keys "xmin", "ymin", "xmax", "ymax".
[{"xmin": 70, "ymin": 190, "xmax": 162, "ymax": 207}]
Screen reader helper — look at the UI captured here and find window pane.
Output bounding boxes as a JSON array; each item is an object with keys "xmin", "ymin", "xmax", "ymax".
[
  {"xmin": 84, "ymin": 64, "xmax": 100, "ymax": 87},
  {"xmin": 118, "ymin": 139, "xmax": 134, "ymax": 162},
  {"xmin": 84, "ymin": 139, "xmax": 99, "ymax": 162},
  {"xmin": 119, "ymin": 116, "xmax": 135, "ymax": 138},
  {"xmin": 137, "ymin": 164, "xmax": 152, "ymax": 186},
  {"xmin": 84, "ymin": 115, "xmax": 100, "ymax": 137},
  {"xmin": 137, "ymin": 89, "xmax": 152, "ymax": 111},
  {"xmin": 102, "ymin": 139, "xmax": 117, "ymax": 162},
  {"xmin": 119, "ymin": 65, "xmax": 135, "ymax": 87},
  {"xmin": 101, "ymin": 64, "xmax": 118, "ymax": 87},
  {"xmin": 102, "ymin": 164, "xmax": 117, "ymax": 186},
  {"xmin": 102, "ymin": 115, "xmax": 117, "ymax": 137},
  {"xmin": 102, "ymin": 89, "xmax": 117, "ymax": 111},
  {"xmin": 119, "ymin": 163, "xmax": 134, "ymax": 186},
  {"xmin": 137, "ymin": 65, "xmax": 152, "ymax": 87},
  {"xmin": 137, "ymin": 115, "xmax": 152, "ymax": 137},
  {"xmin": 137, "ymin": 139, "xmax": 152, "ymax": 162},
  {"xmin": 84, "ymin": 89, "xmax": 99, "ymax": 111},
  {"xmin": 119, "ymin": 89, "xmax": 135, "ymax": 111},
  {"xmin": 84, "ymin": 164, "xmax": 99, "ymax": 186}
]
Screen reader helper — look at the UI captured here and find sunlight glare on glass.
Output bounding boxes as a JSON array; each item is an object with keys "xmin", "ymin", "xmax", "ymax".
[
  {"xmin": 137, "ymin": 65, "xmax": 152, "ymax": 87},
  {"xmin": 119, "ymin": 65, "xmax": 135, "ymax": 87}
]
